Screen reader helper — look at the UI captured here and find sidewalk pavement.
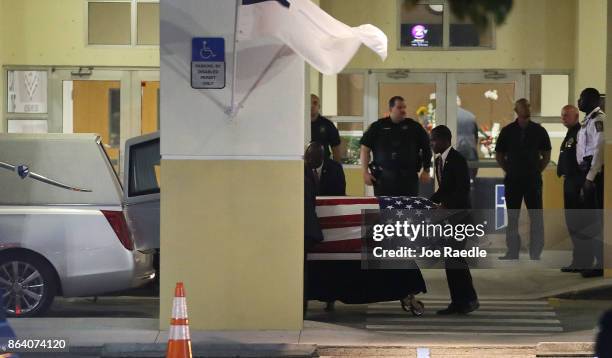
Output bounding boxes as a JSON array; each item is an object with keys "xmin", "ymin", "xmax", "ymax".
[{"xmin": 7, "ymin": 269, "xmax": 612, "ymax": 357}]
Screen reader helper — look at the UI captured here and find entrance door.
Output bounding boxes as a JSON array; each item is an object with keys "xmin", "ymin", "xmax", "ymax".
[
  {"xmin": 53, "ymin": 68, "xmax": 159, "ymax": 178},
  {"xmin": 72, "ymin": 80, "xmax": 122, "ymax": 168},
  {"xmin": 131, "ymin": 70, "xmax": 160, "ymax": 135},
  {"xmin": 447, "ymin": 72, "xmax": 525, "ymax": 161},
  {"xmin": 367, "ymin": 72, "xmax": 446, "ymax": 196}
]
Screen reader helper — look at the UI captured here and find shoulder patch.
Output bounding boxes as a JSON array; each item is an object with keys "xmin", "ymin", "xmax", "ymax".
[{"xmin": 595, "ymin": 120, "xmax": 604, "ymax": 132}]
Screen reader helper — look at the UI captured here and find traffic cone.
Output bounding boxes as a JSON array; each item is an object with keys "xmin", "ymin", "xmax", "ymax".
[{"xmin": 166, "ymin": 282, "xmax": 192, "ymax": 358}]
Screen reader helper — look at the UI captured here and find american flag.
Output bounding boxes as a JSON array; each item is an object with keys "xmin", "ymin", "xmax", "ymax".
[{"xmin": 311, "ymin": 196, "xmax": 438, "ymax": 260}]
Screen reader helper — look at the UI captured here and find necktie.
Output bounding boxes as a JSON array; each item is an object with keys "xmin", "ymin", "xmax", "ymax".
[
  {"xmin": 312, "ymin": 168, "xmax": 320, "ymax": 190},
  {"xmin": 436, "ymin": 157, "xmax": 443, "ymax": 185}
]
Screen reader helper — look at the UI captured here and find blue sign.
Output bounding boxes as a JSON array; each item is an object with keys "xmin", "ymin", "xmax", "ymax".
[
  {"xmin": 495, "ymin": 184, "xmax": 507, "ymax": 230},
  {"xmin": 192, "ymin": 38, "xmax": 225, "ymax": 62},
  {"xmin": 191, "ymin": 37, "xmax": 225, "ymax": 89}
]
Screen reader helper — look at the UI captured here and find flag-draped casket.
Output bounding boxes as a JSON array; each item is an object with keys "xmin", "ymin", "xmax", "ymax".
[{"xmin": 306, "ymin": 197, "xmax": 430, "ymax": 304}]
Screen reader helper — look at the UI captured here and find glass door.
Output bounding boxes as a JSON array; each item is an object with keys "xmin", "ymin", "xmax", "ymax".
[
  {"xmin": 446, "ymin": 71, "xmax": 525, "ymax": 216},
  {"xmin": 447, "ymin": 72, "xmax": 525, "ymax": 165},
  {"xmin": 49, "ymin": 68, "xmax": 159, "ymax": 179},
  {"xmin": 131, "ymin": 70, "xmax": 160, "ymax": 135}
]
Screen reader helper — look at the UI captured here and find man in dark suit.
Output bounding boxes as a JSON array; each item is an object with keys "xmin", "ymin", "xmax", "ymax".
[
  {"xmin": 304, "ymin": 142, "xmax": 345, "ymax": 312},
  {"xmin": 303, "ymin": 144, "xmax": 325, "ymax": 315},
  {"xmin": 430, "ymin": 125, "xmax": 479, "ymax": 315},
  {"xmin": 305, "ymin": 142, "xmax": 346, "ymax": 196}
]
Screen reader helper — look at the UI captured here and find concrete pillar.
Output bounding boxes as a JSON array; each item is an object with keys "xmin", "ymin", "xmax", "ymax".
[
  {"xmin": 604, "ymin": 0, "xmax": 612, "ymax": 277},
  {"xmin": 160, "ymin": 0, "xmax": 305, "ymax": 330},
  {"xmin": 0, "ymin": 0, "xmax": 5, "ymax": 133}
]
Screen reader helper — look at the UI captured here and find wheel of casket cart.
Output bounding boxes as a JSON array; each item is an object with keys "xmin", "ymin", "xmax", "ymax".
[{"xmin": 400, "ymin": 296, "xmax": 425, "ymax": 317}]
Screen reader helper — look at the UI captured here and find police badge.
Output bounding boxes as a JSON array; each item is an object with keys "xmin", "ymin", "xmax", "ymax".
[{"xmin": 566, "ymin": 137, "xmax": 574, "ymax": 148}]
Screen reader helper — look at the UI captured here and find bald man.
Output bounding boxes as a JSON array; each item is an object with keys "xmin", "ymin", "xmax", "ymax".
[{"xmin": 557, "ymin": 105, "xmax": 588, "ymax": 272}]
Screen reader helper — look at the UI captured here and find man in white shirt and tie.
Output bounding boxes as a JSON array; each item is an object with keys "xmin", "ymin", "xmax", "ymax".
[{"xmin": 576, "ymin": 88, "xmax": 606, "ymax": 277}]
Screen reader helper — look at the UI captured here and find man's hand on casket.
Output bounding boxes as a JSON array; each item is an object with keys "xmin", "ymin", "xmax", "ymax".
[
  {"xmin": 364, "ymin": 171, "xmax": 377, "ymax": 186},
  {"xmin": 419, "ymin": 169, "xmax": 431, "ymax": 184}
]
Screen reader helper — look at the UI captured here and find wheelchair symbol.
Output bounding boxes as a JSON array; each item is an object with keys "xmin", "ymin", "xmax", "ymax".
[{"xmin": 200, "ymin": 41, "xmax": 215, "ymax": 60}]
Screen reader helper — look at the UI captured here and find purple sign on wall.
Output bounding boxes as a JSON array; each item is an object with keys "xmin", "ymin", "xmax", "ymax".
[{"xmin": 410, "ymin": 24, "xmax": 429, "ymax": 47}]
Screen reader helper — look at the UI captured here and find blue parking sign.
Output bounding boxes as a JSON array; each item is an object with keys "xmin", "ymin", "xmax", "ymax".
[
  {"xmin": 191, "ymin": 37, "xmax": 226, "ymax": 89},
  {"xmin": 192, "ymin": 38, "xmax": 225, "ymax": 62}
]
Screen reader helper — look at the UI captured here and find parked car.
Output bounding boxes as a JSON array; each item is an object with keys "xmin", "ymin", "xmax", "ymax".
[{"xmin": 0, "ymin": 132, "xmax": 160, "ymax": 317}]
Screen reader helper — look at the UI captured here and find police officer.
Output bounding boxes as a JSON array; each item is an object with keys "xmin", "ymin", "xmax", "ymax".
[
  {"xmin": 495, "ymin": 99, "xmax": 551, "ymax": 260},
  {"xmin": 360, "ymin": 96, "xmax": 432, "ymax": 196},
  {"xmin": 557, "ymin": 105, "xmax": 588, "ymax": 272},
  {"xmin": 576, "ymin": 88, "xmax": 605, "ymax": 278},
  {"xmin": 311, "ymin": 94, "xmax": 341, "ymax": 161}
]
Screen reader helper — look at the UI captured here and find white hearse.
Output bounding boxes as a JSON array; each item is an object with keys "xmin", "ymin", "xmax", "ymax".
[{"xmin": 0, "ymin": 132, "xmax": 160, "ymax": 317}]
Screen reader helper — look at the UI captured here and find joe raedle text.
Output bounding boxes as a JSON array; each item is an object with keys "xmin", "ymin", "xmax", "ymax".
[{"xmin": 372, "ymin": 246, "xmax": 487, "ymax": 259}]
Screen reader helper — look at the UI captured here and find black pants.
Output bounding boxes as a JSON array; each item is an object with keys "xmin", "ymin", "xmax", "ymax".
[
  {"xmin": 564, "ymin": 175, "xmax": 593, "ymax": 268},
  {"xmin": 579, "ymin": 170, "xmax": 604, "ymax": 268},
  {"xmin": 374, "ymin": 169, "xmax": 418, "ymax": 196},
  {"xmin": 445, "ymin": 239, "xmax": 478, "ymax": 305},
  {"xmin": 504, "ymin": 176, "xmax": 544, "ymax": 258}
]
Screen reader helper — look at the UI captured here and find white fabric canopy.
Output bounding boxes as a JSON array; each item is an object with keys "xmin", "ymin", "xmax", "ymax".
[{"xmin": 236, "ymin": 0, "xmax": 388, "ymax": 75}]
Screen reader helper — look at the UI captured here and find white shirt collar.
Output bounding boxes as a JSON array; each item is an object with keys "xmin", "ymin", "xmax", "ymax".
[
  {"xmin": 439, "ymin": 146, "xmax": 452, "ymax": 164},
  {"xmin": 315, "ymin": 163, "xmax": 323, "ymax": 178},
  {"xmin": 586, "ymin": 107, "xmax": 601, "ymax": 120}
]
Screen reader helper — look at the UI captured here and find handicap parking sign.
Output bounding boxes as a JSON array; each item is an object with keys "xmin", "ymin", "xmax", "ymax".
[{"xmin": 191, "ymin": 37, "xmax": 225, "ymax": 89}]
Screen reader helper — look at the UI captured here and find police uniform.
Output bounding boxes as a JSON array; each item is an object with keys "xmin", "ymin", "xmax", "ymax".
[
  {"xmin": 495, "ymin": 119, "xmax": 551, "ymax": 259},
  {"xmin": 558, "ymin": 122, "xmax": 591, "ymax": 268},
  {"xmin": 360, "ymin": 117, "xmax": 432, "ymax": 196},
  {"xmin": 576, "ymin": 107, "xmax": 605, "ymax": 268},
  {"xmin": 311, "ymin": 115, "xmax": 341, "ymax": 159}
]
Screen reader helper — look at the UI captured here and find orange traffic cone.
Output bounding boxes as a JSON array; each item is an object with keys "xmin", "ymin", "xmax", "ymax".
[{"xmin": 166, "ymin": 282, "xmax": 192, "ymax": 358}]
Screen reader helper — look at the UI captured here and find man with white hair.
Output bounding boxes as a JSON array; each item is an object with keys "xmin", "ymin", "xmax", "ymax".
[{"xmin": 456, "ymin": 96, "xmax": 479, "ymax": 179}]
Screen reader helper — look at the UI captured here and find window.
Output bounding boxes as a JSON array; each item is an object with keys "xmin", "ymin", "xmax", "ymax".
[
  {"xmin": 87, "ymin": 1, "xmax": 160, "ymax": 46},
  {"xmin": 137, "ymin": 2, "xmax": 160, "ymax": 45},
  {"xmin": 7, "ymin": 70, "xmax": 48, "ymax": 114},
  {"xmin": 528, "ymin": 73, "xmax": 572, "ymax": 166},
  {"xmin": 128, "ymin": 138, "xmax": 160, "ymax": 197},
  {"xmin": 5, "ymin": 70, "xmax": 49, "ymax": 133},
  {"xmin": 335, "ymin": 122, "xmax": 364, "ymax": 165},
  {"xmin": 529, "ymin": 74, "xmax": 570, "ymax": 118},
  {"xmin": 400, "ymin": 4, "xmax": 444, "ymax": 48},
  {"xmin": 449, "ymin": 11, "xmax": 493, "ymax": 47},
  {"xmin": 108, "ymin": 88, "xmax": 121, "ymax": 148},
  {"xmin": 399, "ymin": 1, "xmax": 494, "ymax": 49},
  {"xmin": 321, "ymin": 72, "xmax": 367, "ymax": 165},
  {"xmin": 7, "ymin": 120, "xmax": 48, "ymax": 133},
  {"xmin": 88, "ymin": 2, "xmax": 131, "ymax": 45}
]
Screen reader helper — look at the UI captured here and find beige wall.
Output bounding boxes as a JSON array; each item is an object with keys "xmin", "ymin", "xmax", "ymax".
[
  {"xmin": 604, "ymin": 0, "xmax": 612, "ymax": 277},
  {"xmin": 0, "ymin": 0, "xmax": 159, "ymax": 67},
  {"xmin": 0, "ymin": 1, "xmax": 4, "ymax": 132},
  {"xmin": 574, "ymin": 0, "xmax": 608, "ymax": 101},
  {"xmin": 0, "ymin": 0, "xmax": 159, "ymax": 132},
  {"xmin": 320, "ymin": 0, "xmax": 577, "ymax": 71}
]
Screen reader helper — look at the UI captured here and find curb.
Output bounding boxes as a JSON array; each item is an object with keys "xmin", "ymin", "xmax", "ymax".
[
  {"xmin": 94, "ymin": 343, "xmax": 317, "ymax": 357},
  {"xmin": 536, "ymin": 342, "xmax": 595, "ymax": 357},
  {"xmin": 62, "ymin": 342, "xmax": 595, "ymax": 358}
]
